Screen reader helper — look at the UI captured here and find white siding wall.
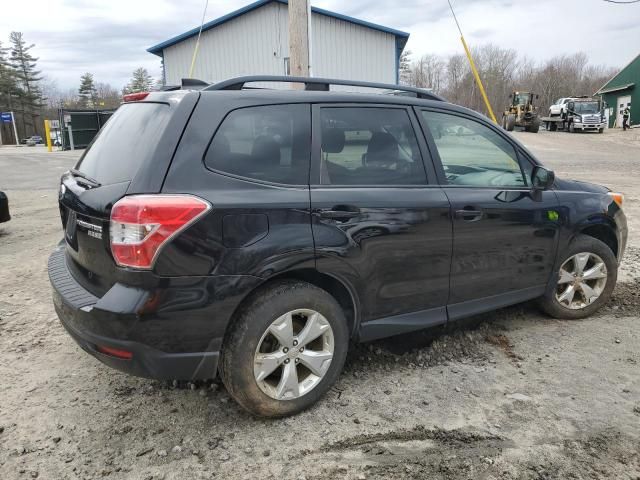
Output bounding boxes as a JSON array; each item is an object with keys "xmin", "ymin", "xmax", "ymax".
[{"xmin": 162, "ymin": 2, "xmax": 397, "ymax": 86}]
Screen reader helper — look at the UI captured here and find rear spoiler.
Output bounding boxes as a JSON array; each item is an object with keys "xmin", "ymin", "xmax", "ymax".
[{"xmin": 160, "ymin": 78, "xmax": 210, "ymax": 92}]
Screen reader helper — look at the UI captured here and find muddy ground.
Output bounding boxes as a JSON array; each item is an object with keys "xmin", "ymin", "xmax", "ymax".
[{"xmin": 1, "ymin": 129, "xmax": 639, "ymax": 480}]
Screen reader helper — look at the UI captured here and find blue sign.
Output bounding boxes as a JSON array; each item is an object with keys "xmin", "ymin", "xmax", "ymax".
[{"xmin": 1, "ymin": 112, "xmax": 11, "ymax": 123}]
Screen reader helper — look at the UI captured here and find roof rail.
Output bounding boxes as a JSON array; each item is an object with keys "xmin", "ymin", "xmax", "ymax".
[{"xmin": 205, "ymin": 75, "xmax": 444, "ymax": 101}]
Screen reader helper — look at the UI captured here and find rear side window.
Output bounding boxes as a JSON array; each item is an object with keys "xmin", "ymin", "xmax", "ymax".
[
  {"xmin": 319, "ymin": 107, "xmax": 426, "ymax": 186},
  {"xmin": 204, "ymin": 104, "xmax": 310, "ymax": 185},
  {"xmin": 75, "ymin": 103, "xmax": 171, "ymax": 185}
]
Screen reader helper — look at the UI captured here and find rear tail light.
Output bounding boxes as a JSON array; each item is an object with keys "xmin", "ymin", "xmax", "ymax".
[
  {"xmin": 123, "ymin": 92, "xmax": 149, "ymax": 102},
  {"xmin": 110, "ymin": 195, "xmax": 211, "ymax": 269}
]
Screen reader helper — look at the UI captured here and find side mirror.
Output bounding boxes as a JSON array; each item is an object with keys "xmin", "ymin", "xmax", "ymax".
[
  {"xmin": 536, "ymin": 94, "xmax": 539, "ymax": 99},
  {"xmin": 531, "ymin": 166, "xmax": 555, "ymax": 191},
  {"xmin": 509, "ymin": 93, "xmax": 513, "ymax": 98}
]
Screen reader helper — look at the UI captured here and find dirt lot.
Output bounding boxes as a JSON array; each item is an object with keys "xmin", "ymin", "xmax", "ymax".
[{"xmin": 1, "ymin": 129, "xmax": 639, "ymax": 480}]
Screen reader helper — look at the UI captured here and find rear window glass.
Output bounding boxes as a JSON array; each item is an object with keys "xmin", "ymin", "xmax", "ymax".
[
  {"xmin": 204, "ymin": 104, "xmax": 310, "ymax": 185},
  {"xmin": 75, "ymin": 103, "xmax": 171, "ymax": 185}
]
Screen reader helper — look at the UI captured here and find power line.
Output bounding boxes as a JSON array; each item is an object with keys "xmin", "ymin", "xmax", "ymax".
[{"xmin": 602, "ymin": 0, "xmax": 640, "ymax": 3}]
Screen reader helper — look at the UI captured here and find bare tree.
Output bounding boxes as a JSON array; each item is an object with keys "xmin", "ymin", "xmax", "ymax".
[
  {"xmin": 403, "ymin": 46, "xmax": 620, "ymax": 119},
  {"xmin": 95, "ymin": 82, "xmax": 121, "ymax": 109},
  {"xmin": 410, "ymin": 54, "xmax": 446, "ymax": 93}
]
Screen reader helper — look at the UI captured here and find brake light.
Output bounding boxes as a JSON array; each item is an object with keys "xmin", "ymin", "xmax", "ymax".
[
  {"xmin": 110, "ymin": 195, "xmax": 211, "ymax": 269},
  {"xmin": 608, "ymin": 192, "xmax": 624, "ymax": 208},
  {"xmin": 123, "ymin": 92, "xmax": 149, "ymax": 102}
]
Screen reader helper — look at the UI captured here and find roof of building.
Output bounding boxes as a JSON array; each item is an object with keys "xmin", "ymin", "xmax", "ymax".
[
  {"xmin": 147, "ymin": 0, "xmax": 410, "ymax": 57},
  {"xmin": 596, "ymin": 53, "xmax": 639, "ymax": 95}
]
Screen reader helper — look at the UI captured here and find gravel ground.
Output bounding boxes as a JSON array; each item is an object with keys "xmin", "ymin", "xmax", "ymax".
[{"xmin": 1, "ymin": 129, "xmax": 639, "ymax": 480}]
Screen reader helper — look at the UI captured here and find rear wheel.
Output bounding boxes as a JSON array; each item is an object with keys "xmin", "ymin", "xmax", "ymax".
[
  {"xmin": 220, "ymin": 280, "xmax": 349, "ymax": 417},
  {"xmin": 538, "ymin": 235, "xmax": 617, "ymax": 320},
  {"xmin": 506, "ymin": 114, "xmax": 516, "ymax": 132}
]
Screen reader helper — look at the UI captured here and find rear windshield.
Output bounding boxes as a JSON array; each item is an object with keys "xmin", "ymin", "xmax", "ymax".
[{"xmin": 74, "ymin": 102, "xmax": 171, "ymax": 185}]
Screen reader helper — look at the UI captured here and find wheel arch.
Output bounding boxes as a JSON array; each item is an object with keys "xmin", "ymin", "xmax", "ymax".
[
  {"xmin": 223, "ymin": 269, "xmax": 360, "ymax": 343},
  {"xmin": 575, "ymin": 218, "xmax": 619, "ymax": 257}
]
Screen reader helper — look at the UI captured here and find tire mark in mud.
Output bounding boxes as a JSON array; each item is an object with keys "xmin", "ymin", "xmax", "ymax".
[{"xmin": 320, "ymin": 426, "xmax": 509, "ymax": 452}]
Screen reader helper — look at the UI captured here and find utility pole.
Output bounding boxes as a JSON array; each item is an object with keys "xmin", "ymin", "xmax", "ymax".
[{"xmin": 288, "ymin": 0, "xmax": 311, "ymax": 80}]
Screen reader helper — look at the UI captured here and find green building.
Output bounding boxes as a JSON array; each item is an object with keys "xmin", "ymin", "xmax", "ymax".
[{"xmin": 596, "ymin": 53, "xmax": 638, "ymax": 128}]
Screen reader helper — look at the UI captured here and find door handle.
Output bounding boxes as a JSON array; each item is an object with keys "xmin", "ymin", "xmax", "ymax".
[
  {"xmin": 318, "ymin": 206, "xmax": 360, "ymax": 221},
  {"xmin": 454, "ymin": 208, "xmax": 483, "ymax": 222}
]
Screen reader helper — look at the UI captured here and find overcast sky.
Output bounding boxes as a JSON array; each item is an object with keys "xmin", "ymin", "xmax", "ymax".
[{"xmin": 1, "ymin": 0, "xmax": 639, "ymax": 91}]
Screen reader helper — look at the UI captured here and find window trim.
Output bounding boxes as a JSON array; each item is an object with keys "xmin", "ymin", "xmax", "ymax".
[
  {"xmin": 310, "ymin": 103, "xmax": 434, "ymax": 188},
  {"xmin": 416, "ymin": 107, "xmax": 537, "ymax": 191},
  {"xmin": 201, "ymin": 103, "xmax": 312, "ymax": 188}
]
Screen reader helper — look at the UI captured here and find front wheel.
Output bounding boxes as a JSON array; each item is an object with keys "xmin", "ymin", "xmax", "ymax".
[
  {"xmin": 220, "ymin": 280, "xmax": 349, "ymax": 417},
  {"xmin": 538, "ymin": 235, "xmax": 617, "ymax": 320}
]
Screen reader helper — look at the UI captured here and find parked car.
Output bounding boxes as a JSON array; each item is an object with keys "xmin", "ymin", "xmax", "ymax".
[
  {"xmin": 0, "ymin": 191, "xmax": 10, "ymax": 223},
  {"xmin": 48, "ymin": 76, "xmax": 627, "ymax": 417},
  {"xmin": 25, "ymin": 135, "xmax": 44, "ymax": 146}
]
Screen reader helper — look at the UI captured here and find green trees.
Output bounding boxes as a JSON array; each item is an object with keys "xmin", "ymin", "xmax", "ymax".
[
  {"xmin": 123, "ymin": 67, "xmax": 153, "ymax": 94},
  {"xmin": 0, "ymin": 32, "xmax": 45, "ymax": 141},
  {"xmin": 78, "ymin": 72, "xmax": 98, "ymax": 108},
  {"xmin": 9, "ymin": 32, "xmax": 44, "ymax": 138}
]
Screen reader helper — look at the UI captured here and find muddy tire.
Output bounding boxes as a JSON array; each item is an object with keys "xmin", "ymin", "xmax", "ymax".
[
  {"xmin": 506, "ymin": 114, "xmax": 516, "ymax": 132},
  {"xmin": 538, "ymin": 235, "xmax": 617, "ymax": 320},
  {"xmin": 220, "ymin": 280, "xmax": 349, "ymax": 417}
]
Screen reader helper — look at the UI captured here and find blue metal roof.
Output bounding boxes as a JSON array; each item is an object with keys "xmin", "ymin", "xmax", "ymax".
[{"xmin": 147, "ymin": 0, "xmax": 410, "ymax": 56}]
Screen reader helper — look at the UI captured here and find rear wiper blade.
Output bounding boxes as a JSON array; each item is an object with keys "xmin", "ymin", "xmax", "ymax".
[{"xmin": 69, "ymin": 168, "xmax": 101, "ymax": 188}]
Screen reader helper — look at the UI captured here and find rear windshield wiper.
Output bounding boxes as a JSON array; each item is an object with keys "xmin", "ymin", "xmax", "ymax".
[{"xmin": 69, "ymin": 168, "xmax": 101, "ymax": 188}]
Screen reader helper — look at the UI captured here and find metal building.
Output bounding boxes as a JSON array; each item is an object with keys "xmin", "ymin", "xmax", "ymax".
[
  {"xmin": 147, "ymin": 0, "xmax": 409, "ymax": 86},
  {"xmin": 596, "ymin": 52, "xmax": 638, "ymax": 129}
]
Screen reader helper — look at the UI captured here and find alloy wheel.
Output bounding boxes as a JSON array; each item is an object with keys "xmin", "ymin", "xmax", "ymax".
[
  {"xmin": 555, "ymin": 252, "xmax": 608, "ymax": 310},
  {"xmin": 253, "ymin": 309, "xmax": 334, "ymax": 400}
]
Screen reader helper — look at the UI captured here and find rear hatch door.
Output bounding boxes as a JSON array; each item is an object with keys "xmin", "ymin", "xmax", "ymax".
[{"xmin": 59, "ymin": 91, "xmax": 199, "ymax": 296}]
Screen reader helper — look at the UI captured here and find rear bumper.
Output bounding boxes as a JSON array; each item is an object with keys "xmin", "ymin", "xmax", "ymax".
[
  {"xmin": 56, "ymin": 301, "xmax": 219, "ymax": 380},
  {"xmin": 48, "ymin": 244, "xmax": 261, "ymax": 380}
]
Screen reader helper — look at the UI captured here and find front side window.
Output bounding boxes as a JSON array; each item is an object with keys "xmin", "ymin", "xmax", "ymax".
[
  {"xmin": 204, "ymin": 104, "xmax": 310, "ymax": 185},
  {"xmin": 319, "ymin": 107, "xmax": 426, "ymax": 186},
  {"xmin": 421, "ymin": 110, "xmax": 529, "ymax": 188}
]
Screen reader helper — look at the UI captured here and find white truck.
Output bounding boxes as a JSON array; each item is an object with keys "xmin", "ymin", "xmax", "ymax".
[
  {"xmin": 542, "ymin": 97, "xmax": 606, "ymax": 133},
  {"xmin": 548, "ymin": 97, "xmax": 572, "ymax": 118}
]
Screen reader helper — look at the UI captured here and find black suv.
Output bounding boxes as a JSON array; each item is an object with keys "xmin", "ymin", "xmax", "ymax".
[{"xmin": 49, "ymin": 76, "xmax": 627, "ymax": 417}]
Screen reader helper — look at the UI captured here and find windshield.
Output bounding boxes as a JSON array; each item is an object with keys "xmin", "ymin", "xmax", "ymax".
[
  {"xmin": 574, "ymin": 102, "xmax": 600, "ymax": 114},
  {"xmin": 514, "ymin": 93, "xmax": 531, "ymax": 105},
  {"xmin": 75, "ymin": 102, "xmax": 171, "ymax": 185}
]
